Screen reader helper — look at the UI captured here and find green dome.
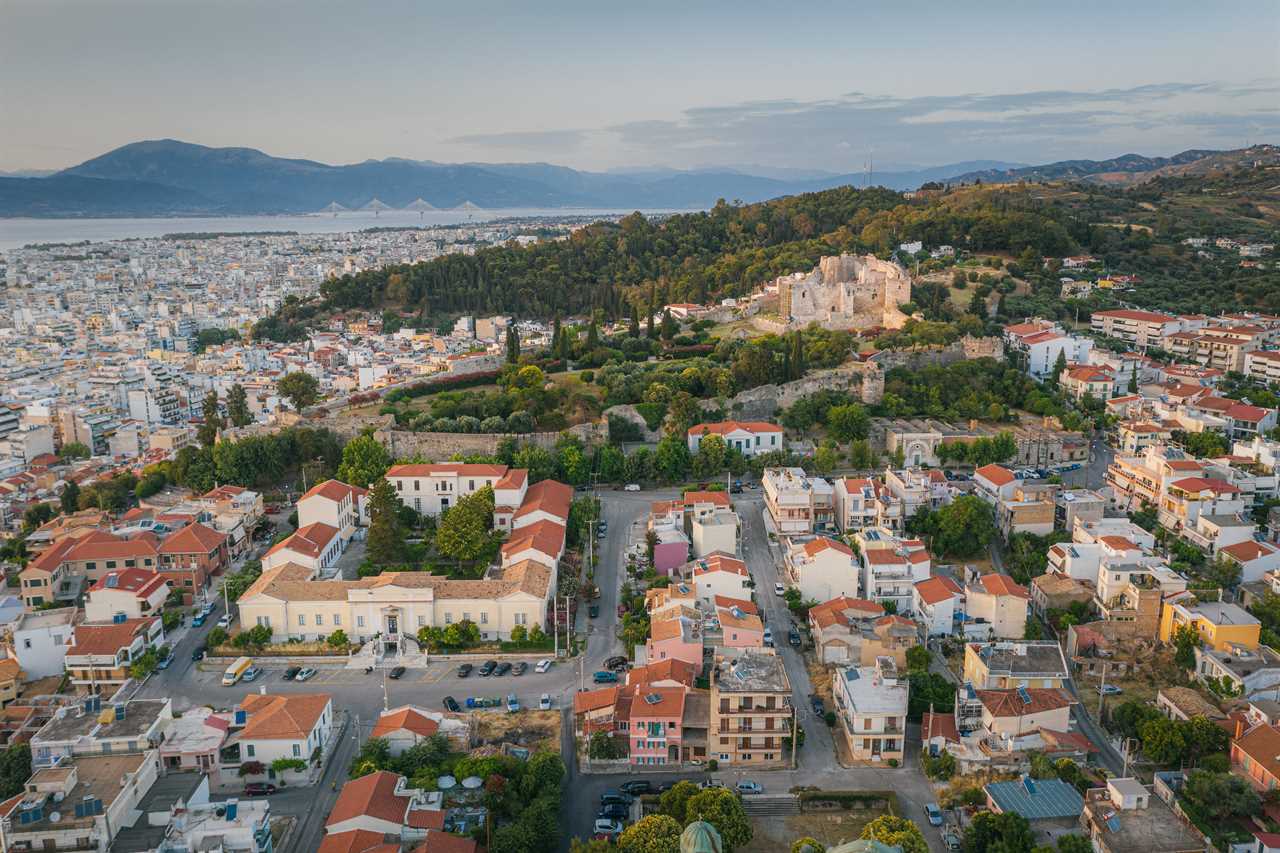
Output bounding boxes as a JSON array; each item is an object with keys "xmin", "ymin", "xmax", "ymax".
[{"xmin": 680, "ymin": 820, "xmax": 724, "ymax": 853}]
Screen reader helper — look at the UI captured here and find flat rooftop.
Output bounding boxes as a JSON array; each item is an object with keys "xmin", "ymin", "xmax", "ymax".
[
  {"xmin": 972, "ymin": 642, "xmax": 1068, "ymax": 677},
  {"xmin": 1084, "ymin": 795, "xmax": 1201, "ymax": 853},
  {"xmin": 15, "ymin": 753, "xmax": 149, "ymax": 835},
  {"xmin": 34, "ymin": 699, "xmax": 168, "ymax": 744},
  {"xmin": 716, "ymin": 651, "xmax": 790, "ymax": 693}
]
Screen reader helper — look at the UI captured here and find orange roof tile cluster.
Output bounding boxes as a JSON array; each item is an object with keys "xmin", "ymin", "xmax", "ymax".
[
  {"xmin": 326, "ymin": 770, "xmax": 412, "ymax": 828},
  {"xmin": 1093, "ymin": 308, "xmax": 1175, "ymax": 323},
  {"xmin": 1222, "ymin": 540, "xmax": 1279, "ymax": 563},
  {"xmin": 686, "ymin": 420, "xmax": 783, "ymax": 436},
  {"xmin": 371, "ymin": 707, "xmax": 440, "ymax": 740},
  {"xmin": 1170, "ymin": 477, "xmax": 1240, "ymax": 495},
  {"xmin": 410, "ymin": 829, "xmax": 483, "ymax": 853},
  {"xmin": 802, "ymin": 537, "xmax": 855, "ymax": 558},
  {"xmin": 682, "ymin": 490, "xmax": 731, "ymax": 507},
  {"xmin": 914, "ymin": 575, "xmax": 962, "ymax": 606},
  {"xmin": 386, "ymin": 463, "xmax": 507, "ymax": 478},
  {"xmin": 808, "ymin": 596, "xmax": 885, "ymax": 629},
  {"xmin": 300, "ymin": 479, "xmax": 364, "ymax": 503},
  {"xmin": 976, "ymin": 573, "xmax": 1029, "ymax": 599},
  {"xmin": 64, "ymin": 529, "xmax": 159, "ymax": 562},
  {"xmin": 319, "ymin": 830, "xmax": 397, "ymax": 853},
  {"xmin": 66, "ymin": 617, "xmax": 157, "ymax": 657},
  {"xmin": 976, "ymin": 687, "xmax": 1072, "ymax": 717},
  {"xmin": 500, "ymin": 519, "xmax": 565, "ymax": 561},
  {"xmin": 89, "ymin": 568, "xmax": 168, "ymax": 598},
  {"xmin": 266, "ymin": 522, "xmax": 340, "ymax": 559},
  {"xmin": 626, "ymin": 658, "xmax": 699, "ymax": 689},
  {"xmin": 513, "ymin": 480, "xmax": 572, "ymax": 523},
  {"xmin": 158, "ymin": 521, "xmax": 227, "ymax": 555},
  {"xmin": 975, "ymin": 464, "xmax": 1016, "ymax": 487},
  {"xmin": 494, "ymin": 468, "xmax": 528, "ymax": 491},
  {"xmin": 240, "ymin": 693, "xmax": 331, "ymax": 740},
  {"xmin": 690, "ymin": 553, "xmax": 748, "ymax": 577}
]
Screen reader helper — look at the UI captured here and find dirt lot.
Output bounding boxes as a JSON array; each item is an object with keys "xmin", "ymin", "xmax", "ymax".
[
  {"xmin": 471, "ymin": 709, "xmax": 562, "ymax": 755},
  {"xmin": 740, "ymin": 807, "xmax": 891, "ymax": 852}
]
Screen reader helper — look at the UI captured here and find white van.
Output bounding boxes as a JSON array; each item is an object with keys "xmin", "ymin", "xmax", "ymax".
[{"xmin": 222, "ymin": 656, "xmax": 254, "ymax": 686}]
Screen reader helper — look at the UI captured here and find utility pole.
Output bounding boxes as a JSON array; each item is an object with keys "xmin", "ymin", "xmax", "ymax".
[
  {"xmin": 790, "ymin": 707, "xmax": 798, "ymax": 769},
  {"xmin": 553, "ymin": 597, "xmax": 559, "ymax": 659}
]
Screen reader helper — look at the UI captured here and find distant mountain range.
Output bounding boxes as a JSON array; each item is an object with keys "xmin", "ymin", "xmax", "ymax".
[
  {"xmin": 947, "ymin": 146, "xmax": 1280, "ymax": 186},
  {"xmin": 0, "ymin": 140, "xmax": 1024, "ymax": 218},
  {"xmin": 0, "ymin": 138, "xmax": 1265, "ymax": 218}
]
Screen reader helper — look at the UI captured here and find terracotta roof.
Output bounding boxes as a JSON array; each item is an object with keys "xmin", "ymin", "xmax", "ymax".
[
  {"xmin": 717, "ymin": 606, "xmax": 763, "ymax": 632},
  {"xmin": 300, "ymin": 479, "xmax": 360, "ymax": 503},
  {"xmin": 977, "ymin": 573, "xmax": 1029, "ymax": 599},
  {"xmin": 512, "ymin": 480, "xmax": 572, "ymax": 523},
  {"xmin": 975, "ymin": 464, "xmax": 1015, "ymax": 487},
  {"xmin": 66, "ymin": 617, "xmax": 157, "ymax": 657},
  {"xmin": 386, "ymin": 463, "xmax": 507, "ymax": 478},
  {"xmin": 326, "ymin": 770, "xmax": 409, "ymax": 828},
  {"xmin": 266, "ymin": 522, "xmax": 340, "ymax": 559},
  {"xmin": 64, "ymin": 530, "xmax": 159, "ymax": 562},
  {"xmin": 89, "ymin": 568, "xmax": 168, "ymax": 598},
  {"xmin": 203, "ymin": 485, "xmax": 247, "ymax": 500},
  {"xmin": 1222, "ymin": 540, "xmax": 1279, "ymax": 563},
  {"xmin": 318, "ymin": 830, "xmax": 390, "ymax": 853},
  {"xmin": 802, "ymin": 537, "xmax": 855, "ymax": 558},
  {"xmin": 626, "ymin": 659, "xmax": 699, "ymax": 689},
  {"xmin": 682, "ymin": 490, "xmax": 731, "ymax": 507},
  {"xmin": 1093, "ymin": 308, "xmax": 1175, "ymax": 322},
  {"xmin": 1170, "ymin": 477, "xmax": 1240, "ymax": 495},
  {"xmin": 686, "ymin": 420, "xmax": 782, "ymax": 436},
  {"xmin": 1228, "ymin": 403, "xmax": 1271, "ymax": 422},
  {"xmin": 808, "ymin": 596, "xmax": 884, "ymax": 629},
  {"xmin": 494, "ymin": 468, "xmax": 528, "ymax": 491},
  {"xmin": 624, "ymin": 684, "xmax": 686, "ymax": 719},
  {"xmin": 649, "ymin": 614, "xmax": 693, "ymax": 642},
  {"xmin": 921, "ymin": 711, "xmax": 960, "ymax": 743},
  {"xmin": 500, "ymin": 519, "xmax": 565, "ymax": 561},
  {"xmin": 372, "ymin": 707, "xmax": 440, "ymax": 740},
  {"xmin": 914, "ymin": 575, "xmax": 962, "ymax": 605},
  {"xmin": 572, "ymin": 686, "xmax": 619, "ymax": 714},
  {"xmin": 0, "ymin": 660, "xmax": 21, "ymax": 684},
  {"xmin": 713, "ymin": 595, "xmax": 757, "ymax": 614},
  {"xmin": 405, "ymin": 809, "xmax": 446, "ymax": 830},
  {"xmin": 159, "ymin": 522, "xmax": 227, "ymax": 554},
  {"xmin": 1232, "ymin": 723, "xmax": 1280, "ymax": 783},
  {"xmin": 864, "ymin": 549, "xmax": 908, "ymax": 566},
  {"xmin": 690, "ymin": 553, "xmax": 747, "ymax": 577},
  {"xmin": 410, "ymin": 830, "xmax": 483, "ymax": 853},
  {"xmin": 240, "ymin": 693, "xmax": 331, "ymax": 740},
  {"xmin": 26, "ymin": 537, "xmax": 76, "ymax": 573},
  {"xmin": 977, "ymin": 687, "xmax": 1072, "ymax": 717}
]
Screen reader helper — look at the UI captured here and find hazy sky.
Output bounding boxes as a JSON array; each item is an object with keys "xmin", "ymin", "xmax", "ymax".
[{"xmin": 4, "ymin": 0, "xmax": 1278, "ymax": 172}]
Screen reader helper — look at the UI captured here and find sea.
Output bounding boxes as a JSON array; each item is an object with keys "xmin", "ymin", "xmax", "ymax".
[{"xmin": 0, "ymin": 207, "xmax": 684, "ymax": 251}]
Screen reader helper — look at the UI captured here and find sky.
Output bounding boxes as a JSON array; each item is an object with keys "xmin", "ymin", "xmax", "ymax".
[{"xmin": 3, "ymin": 0, "xmax": 1279, "ymax": 173}]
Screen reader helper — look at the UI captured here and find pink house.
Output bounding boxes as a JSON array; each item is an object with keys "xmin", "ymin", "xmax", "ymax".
[
  {"xmin": 650, "ymin": 500, "xmax": 692, "ymax": 575},
  {"xmin": 645, "ymin": 612, "xmax": 703, "ymax": 665},
  {"xmin": 715, "ymin": 596, "xmax": 764, "ymax": 648},
  {"xmin": 626, "ymin": 686, "xmax": 687, "ymax": 766}
]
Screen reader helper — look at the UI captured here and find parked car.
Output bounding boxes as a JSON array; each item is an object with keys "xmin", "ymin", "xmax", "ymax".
[
  {"xmin": 601, "ymin": 791, "xmax": 632, "ymax": 806},
  {"xmin": 216, "ymin": 614, "xmax": 232, "ymax": 630},
  {"xmin": 192, "ymin": 613, "xmax": 207, "ymax": 628},
  {"xmin": 731, "ymin": 480, "xmax": 743, "ymax": 494},
  {"xmin": 443, "ymin": 696, "xmax": 461, "ymax": 713},
  {"xmin": 788, "ymin": 628, "xmax": 801, "ymax": 646},
  {"xmin": 282, "ymin": 666, "xmax": 301, "ymax": 681},
  {"xmin": 388, "ymin": 665, "xmax": 407, "ymax": 680},
  {"xmin": 599, "ymin": 803, "xmax": 629, "ymax": 820},
  {"xmin": 593, "ymin": 671, "xmax": 619, "ymax": 684},
  {"xmin": 762, "ymin": 629, "xmax": 773, "ymax": 647},
  {"xmin": 774, "ymin": 582, "xmax": 785, "ymax": 596},
  {"xmin": 809, "ymin": 694, "xmax": 825, "ymax": 715},
  {"xmin": 156, "ymin": 653, "xmax": 173, "ymax": 670},
  {"xmin": 620, "ymin": 780, "xmax": 652, "ymax": 796},
  {"xmin": 594, "ymin": 819, "xmax": 624, "ymax": 835},
  {"xmin": 457, "ymin": 663, "xmax": 474, "ymax": 678},
  {"xmin": 506, "ymin": 694, "xmax": 520, "ymax": 713},
  {"xmin": 925, "ymin": 803, "xmax": 944, "ymax": 826},
  {"xmin": 588, "ymin": 604, "xmax": 600, "ymax": 618},
  {"xmin": 604, "ymin": 655, "xmax": 628, "ymax": 670},
  {"xmin": 735, "ymin": 781, "xmax": 763, "ymax": 795},
  {"xmin": 512, "ymin": 661, "xmax": 528, "ymax": 676},
  {"xmin": 534, "ymin": 659, "xmax": 552, "ymax": 673},
  {"xmin": 494, "ymin": 662, "xmax": 512, "ymax": 676},
  {"xmin": 478, "ymin": 660, "xmax": 497, "ymax": 676},
  {"xmin": 295, "ymin": 668, "xmax": 317, "ymax": 682},
  {"xmin": 624, "ymin": 483, "xmax": 640, "ymax": 492},
  {"xmin": 1098, "ymin": 684, "xmax": 1123, "ymax": 696},
  {"xmin": 539, "ymin": 693, "xmax": 552, "ymax": 710},
  {"xmin": 191, "ymin": 646, "xmax": 206, "ymax": 662},
  {"xmin": 241, "ymin": 666, "xmax": 261, "ymax": 683},
  {"xmin": 243, "ymin": 783, "xmax": 277, "ymax": 797}
]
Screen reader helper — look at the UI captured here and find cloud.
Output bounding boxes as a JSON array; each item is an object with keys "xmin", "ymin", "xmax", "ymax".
[{"xmin": 440, "ymin": 81, "xmax": 1280, "ymax": 170}]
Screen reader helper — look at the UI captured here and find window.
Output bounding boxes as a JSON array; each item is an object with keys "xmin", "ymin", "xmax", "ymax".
[
  {"xmin": 469, "ymin": 480, "xmax": 475, "ymax": 490},
  {"xmin": 463, "ymin": 612, "xmax": 471, "ymax": 622},
  {"xmin": 480, "ymin": 612, "xmax": 488, "ymax": 624},
  {"xmin": 396, "ymin": 480, "xmax": 402, "ymax": 491},
  {"xmin": 315, "ymin": 614, "xmax": 323, "ymax": 626},
  {"xmin": 292, "ymin": 744, "xmax": 301, "ymax": 757},
  {"xmin": 298, "ymin": 614, "xmax": 306, "ymax": 626},
  {"xmin": 357, "ymin": 616, "xmax": 365, "ymax": 628},
  {"xmin": 106, "ymin": 561, "xmax": 117, "ymax": 569},
  {"xmin": 414, "ymin": 480, "xmax": 421, "ymax": 491},
  {"xmin": 23, "ymin": 639, "xmax": 31, "ymax": 649},
  {"xmin": 333, "ymin": 614, "xmax": 341, "ymax": 626},
  {"xmin": 417, "ymin": 615, "xmax": 425, "ymax": 627},
  {"xmin": 444, "ymin": 613, "xmax": 453, "ymax": 624},
  {"xmin": 256, "ymin": 617, "xmax": 270, "ymax": 628},
  {"xmin": 514, "ymin": 613, "xmax": 526, "ymax": 625},
  {"xmin": 246, "ymin": 745, "xmax": 255, "ymax": 757}
]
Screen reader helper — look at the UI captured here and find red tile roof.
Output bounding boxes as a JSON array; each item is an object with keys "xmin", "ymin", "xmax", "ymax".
[
  {"xmin": 410, "ymin": 830, "xmax": 483, "ymax": 853},
  {"xmin": 1093, "ymin": 308, "xmax": 1175, "ymax": 323},
  {"xmin": 386, "ymin": 463, "xmax": 507, "ymax": 478},
  {"xmin": 686, "ymin": 420, "xmax": 783, "ymax": 437},
  {"xmin": 89, "ymin": 568, "xmax": 168, "ymax": 598},
  {"xmin": 500, "ymin": 519, "xmax": 565, "ymax": 561},
  {"xmin": 977, "ymin": 687, "xmax": 1072, "ymax": 717},
  {"xmin": 975, "ymin": 464, "xmax": 1015, "ymax": 487},
  {"xmin": 240, "ymin": 693, "xmax": 331, "ymax": 740},
  {"xmin": 159, "ymin": 522, "xmax": 227, "ymax": 555},
  {"xmin": 1222, "ymin": 540, "xmax": 1279, "ymax": 563},
  {"xmin": 65, "ymin": 530, "xmax": 159, "ymax": 562},
  {"xmin": 300, "ymin": 479, "xmax": 360, "ymax": 503},
  {"xmin": 682, "ymin": 490, "xmax": 731, "ymax": 507},
  {"xmin": 326, "ymin": 770, "xmax": 410, "ymax": 828},
  {"xmin": 802, "ymin": 537, "xmax": 855, "ymax": 558},
  {"xmin": 977, "ymin": 573, "xmax": 1029, "ymax": 599},
  {"xmin": 914, "ymin": 575, "xmax": 962, "ymax": 605},
  {"xmin": 1170, "ymin": 477, "xmax": 1240, "ymax": 495},
  {"xmin": 513, "ymin": 480, "xmax": 572, "ymax": 523},
  {"xmin": 266, "ymin": 522, "xmax": 340, "ymax": 559},
  {"xmin": 372, "ymin": 707, "xmax": 440, "ymax": 740},
  {"xmin": 66, "ymin": 617, "xmax": 157, "ymax": 657},
  {"xmin": 318, "ymin": 830, "xmax": 390, "ymax": 853},
  {"xmin": 494, "ymin": 468, "xmax": 528, "ymax": 491}
]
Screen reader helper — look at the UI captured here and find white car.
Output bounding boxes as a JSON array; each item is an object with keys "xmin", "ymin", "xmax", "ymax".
[
  {"xmin": 594, "ymin": 818, "xmax": 624, "ymax": 835},
  {"xmin": 216, "ymin": 614, "xmax": 232, "ymax": 630},
  {"xmin": 774, "ymin": 582, "xmax": 785, "ymax": 596},
  {"xmin": 762, "ymin": 629, "xmax": 773, "ymax": 647},
  {"xmin": 534, "ymin": 659, "xmax": 552, "ymax": 673},
  {"xmin": 624, "ymin": 483, "xmax": 641, "ymax": 492},
  {"xmin": 539, "ymin": 693, "xmax": 552, "ymax": 710}
]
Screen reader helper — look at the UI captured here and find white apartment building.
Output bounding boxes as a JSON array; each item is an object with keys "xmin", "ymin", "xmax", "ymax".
[
  {"xmin": 227, "ymin": 693, "xmax": 334, "ymax": 784},
  {"xmin": 833, "ymin": 657, "xmax": 908, "ymax": 764},
  {"xmin": 82, "ymin": 569, "xmax": 170, "ymax": 622},
  {"xmin": 1003, "ymin": 319, "xmax": 1094, "ymax": 380},
  {"xmin": 385, "ymin": 463, "xmax": 507, "ymax": 517},
  {"xmin": 784, "ymin": 537, "xmax": 860, "ymax": 603},
  {"xmin": 1090, "ymin": 309, "xmax": 1180, "ymax": 348},
  {"xmin": 297, "ymin": 479, "xmax": 367, "ymax": 544},
  {"xmin": 854, "ymin": 528, "xmax": 931, "ymax": 613},
  {"xmin": 763, "ymin": 467, "xmax": 816, "ymax": 534},
  {"xmin": 9, "ymin": 607, "xmax": 77, "ymax": 680}
]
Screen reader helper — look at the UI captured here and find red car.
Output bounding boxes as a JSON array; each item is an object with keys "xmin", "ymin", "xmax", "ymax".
[{"xmin": 243, "ymin": 783, "xmax": 277, "ymax": 797}]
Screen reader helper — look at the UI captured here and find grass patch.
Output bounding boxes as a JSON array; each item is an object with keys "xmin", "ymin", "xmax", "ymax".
[
  {"xmin": 739, "ymin": 798, "xmax": 894, "ymax": 853},
  {"xmin": 472, "ymin": 709, "xmax": 562, "ymax": 755}
]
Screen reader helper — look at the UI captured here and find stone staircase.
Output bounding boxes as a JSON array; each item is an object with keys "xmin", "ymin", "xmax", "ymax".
[{"xmin": 740, "ymin": 796, "xmax": 800, "ymax": 817}]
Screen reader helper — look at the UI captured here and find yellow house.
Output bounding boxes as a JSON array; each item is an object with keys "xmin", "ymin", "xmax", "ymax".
[
  {"xmin": 1159, "ymin": 600, "xmax": 1260, "ymax": 652},
  {"xmin": 0, "ymin": 659, "xmax": 22, "ymax": 707},
  {"xmin": 962, "ymin": 641, "xmax": 1069, "ymax": 689}
]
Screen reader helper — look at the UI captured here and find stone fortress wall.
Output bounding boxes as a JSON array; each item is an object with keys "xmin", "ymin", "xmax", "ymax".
[{"xmin": 777, "ymin": 254, "xmax": 912, "ymax": 331}]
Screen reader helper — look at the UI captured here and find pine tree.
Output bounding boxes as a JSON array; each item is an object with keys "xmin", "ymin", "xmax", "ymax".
[
  {"xmin": 629, "ymin": 304, "xmax": 640, "ymax": 338},
  {"xmin": 60, "ymin": 481, "xmax": 80, "ymax": 515},
  {"xmin": 660, "ymin": 309, "xmax": 676, "ymax": 342},
  {"xmin": 1051, "ymin": 349, "xmax": 1068, "ymax": 386},
  {"xmin": 586, "ymin": 317, "xmax": 600, "ymax": 351},
  {"xmin": 505, "ymin": 325, "xmax": 520, "ymax": 364},
  {"xmin": 646, "ymin": 301, "xmax": 657, "ymax": 339},
  {"xmin": 197, "ymin": 391, "xmax": 223, "ymax": 447},
  {"xmin": 790, "ymin": 331, "xmax": 806, "ymax": 380},
  {"xmin": 366, "ymin": 478, "xmax": 405, "ymax": 566},
  {"xmin": 226, "ymin": 383, "xmax": 252, "ymax": 427},
  {"xmin": 551, "ymin": 317, "xmax": 562, "ymax": 358}
]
